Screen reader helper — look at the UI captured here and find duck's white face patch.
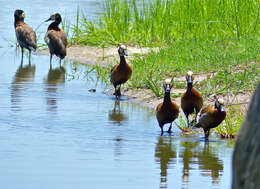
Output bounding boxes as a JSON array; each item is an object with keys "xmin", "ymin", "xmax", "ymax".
[
  {"xmin": 50, "ymin": 13, "xmax": 56, "ymax": 20},
  {"xmin": 187, "ymin": 71, "xmax": 193, "ymax": 76},
  {"xmin": 165, "ymin": 78, "xmax": 172, "ymax": 85},
  {"xmin": 217, "ymin": 98, "xmax": 224, "ymax": 105},
  {"xmin": 120, "ymin": 44, "xmax": 127, "ymax": 50}
]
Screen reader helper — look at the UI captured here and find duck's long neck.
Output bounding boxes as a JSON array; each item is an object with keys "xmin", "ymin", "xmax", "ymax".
[
  {"xmin": 14, "ymin": 18, "xmax": 24, "ymax": 27},
  {"xmin": 119, "ymin": 55, "xmax": 126, "ymax": 65},
  {"xmin": 186, "ymin": 83, "xmax": 193, "ymax": 93},
  {"xmin": 163, "ymin": 91, "xmax": 171, "ymax": 105},
  {"xmin": 48, "ymin": 21, "xmax": 60, "ymax": 30}
]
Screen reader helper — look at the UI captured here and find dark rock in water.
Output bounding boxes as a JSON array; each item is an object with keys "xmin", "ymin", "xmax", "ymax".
[
  {"xmin": 232, "ymin": 84, "xmax": 260, "ymax": 189},
  {"xmin": 88, "ymin": 89, "xmax": 96, "ymax": 93}
]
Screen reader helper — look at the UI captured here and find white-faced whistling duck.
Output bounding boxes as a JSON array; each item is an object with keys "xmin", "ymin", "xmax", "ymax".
[
  {"xmin": 194, "ymin": 98, "xmax": 226, "ymax": 140},
  {"xmin": 14, "ymin": 9, "xmax": 37, "ymax": 64},
  {"xmin": 181, "ymin": 71, "xmax": 203, "ymax": 127},
  {"xmin": 44, "ymin": 13, "xmax": 67, "ymax": 66},
  {"xmin": 110, "ymin": 44, "xmax": 132, "ymax": 98},
  {"xmin": 156, "ymin": 78, "xmax": 180, "ymax": 135}
]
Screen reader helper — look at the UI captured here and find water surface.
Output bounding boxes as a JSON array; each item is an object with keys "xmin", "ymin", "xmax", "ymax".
[{"xmin": 0, "ymin": 1, "xmax": 234, "ymax": 188}]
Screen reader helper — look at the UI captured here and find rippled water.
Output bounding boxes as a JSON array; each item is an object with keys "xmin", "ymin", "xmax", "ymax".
[{"xmin": 0, "ymin": 1, "xmax": 234, "ymax": 189}]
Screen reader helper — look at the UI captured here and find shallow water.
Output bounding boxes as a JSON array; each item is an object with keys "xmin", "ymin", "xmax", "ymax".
[{"xmin": 0, "ymin": 1, "xmax": 234, "ymax": 189}]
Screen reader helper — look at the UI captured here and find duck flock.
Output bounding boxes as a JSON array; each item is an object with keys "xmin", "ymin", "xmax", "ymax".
[{"xmin": 14, "ymin": 9, "xmax": 226, "ymax": 140}]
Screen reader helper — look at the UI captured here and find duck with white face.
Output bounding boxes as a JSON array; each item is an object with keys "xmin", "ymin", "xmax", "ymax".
[
  {"xmin": 156, "ymin": 78, "xmax": 180, "ymax": 135},
  {"xmin": 194, "ymin": 98, "xmax": 226, "ymax": 140},
  {"xmin": 110, "ymin": 44, "xmax": 132, "ymax": 98},
  {"xmin": 118, "ymin": 44, "xmax": 128, "ymax": 56},
  {"xmin": 181, "ymin": 71, "xmax": 203, "ymax": 127}
]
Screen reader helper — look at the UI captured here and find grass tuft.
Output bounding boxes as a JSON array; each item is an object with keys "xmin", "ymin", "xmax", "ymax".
[
  {"xmin": 73, "ymin": 0, "xmax": 260, "ymax": 47},
  {"xmin": 214, "ymin": 104, "xmax": 246, "ymax": 138}
]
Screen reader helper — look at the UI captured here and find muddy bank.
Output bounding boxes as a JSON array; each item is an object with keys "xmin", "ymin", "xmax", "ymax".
[
  {"xmin": 37, "ymin": 45, "xmax": 252, "ymax": 111},
  {"xmin": 38, "ymin": 45, "xmax": 158, "ymax": 66}
]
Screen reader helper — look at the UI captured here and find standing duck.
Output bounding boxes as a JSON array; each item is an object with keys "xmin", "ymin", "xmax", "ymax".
[
  {"xmin": 14, "ymin": 9, "xmax": 37, "ymax": 64},
  {"xmin": 156, "ymin": 79, "xmax": 180, "ymax": 135},
  {"xmin": 44, "ymin": 13, "xmax": 67, "ymax": 66},
  {"xmin": 110, "ymin": 44, "xmax": 132, "ymax": 98},
  {"xmin": 194, "ymin": 98, "xmax": 226, "ymax": 139},
  {"xmin": 181, "ymin": 71, "xmax": 203, "ymax": 127}
]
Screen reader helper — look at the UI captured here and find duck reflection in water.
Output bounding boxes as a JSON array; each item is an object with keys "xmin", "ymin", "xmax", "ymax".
[
  {"xmin": 44, "ymin": 65, "xmax": 65, "ymax": 113},
  {"xmin": 108, "ymin": 100, "xmax": 128, "ymax": 158},
  {"xmin": 180, "ymin": 140, "xmax": 199, "ymax": 185},
  {"xmin": 155, "ymin": 136, "xmax": 176, "ymax": 189},
  {"xmin": 11, "ymin": 62, "xmax": 35, "ymax": 111},
  {"xmin": 108, "ymin": 100, "xmax": 128, "ymax": 125},
  {"xmin": 197, "ymin": 142, "xmax": 223, "ymax": 184}
]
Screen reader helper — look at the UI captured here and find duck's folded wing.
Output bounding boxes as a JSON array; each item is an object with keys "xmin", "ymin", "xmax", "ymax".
[
  {"xmin": 195, "ymin": 111, "xmax": 213, "ymax": 128},
  {"xmin": 16, "ymin": 24, "xmax": 37, "ymax": 51},
  {"xmin": 45, "ymin": 30, "xmax": 66, "ymax": 55}
]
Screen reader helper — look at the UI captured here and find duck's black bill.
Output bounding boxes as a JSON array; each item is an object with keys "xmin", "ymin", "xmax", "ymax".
[
  {"xmin": 45, "ymin": 18, "xmax": 51, "ymax": 22},
  {"xmin": 124, "ymin": 50, "xmax": 128, "ymax": 56}
]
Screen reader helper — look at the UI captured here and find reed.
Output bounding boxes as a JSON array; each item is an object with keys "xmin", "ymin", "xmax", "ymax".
[
  {"xmin": 69, "ymin": 0, "xmax": 259, "ymax": 138},
  {"xmin": 73, "ymin": 0, "xmax": 260, "ymax": 46},
  {"xmin": 214, "ymin": 104, "xmax": 246, "ymax": 138},
  {"xmin": 199, "ymin": 64, "xmax": 260, "ymax": 97},
  {"xmin": 129, "ymin": 38, "xmax": 260, "ymax": 97}
]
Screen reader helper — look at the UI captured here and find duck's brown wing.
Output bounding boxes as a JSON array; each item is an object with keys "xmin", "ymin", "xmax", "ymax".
[
  {"xmin": 16, "ymin": 23, "xmax": 37, "ymax": 51},
  {"xmin": 156, "ymin": 103, "xmax": 163, "ymax": 112},
  {"xmin": 111, "ymin": 64, "xmax": 118, "ymax": 73},
  {"xmin": 59, "ymin": 29, "xmax": 67, "ymax": 47},
  {"xmin": 45, "ymin": 30, "xmax": 67, "ymax": 58},
  {"xmin": 195, "ymin": 106, "xmax": 214, "ymax": 128},
  {"xmin": 110, "ymin": 64, "xmax": 119, "ymax": 84},
  {"xmin": 156, "ymin": 103, "xmax": 164, "ymax": 124},
  {"xmin": 199, "ymin": 105, "xmax": 212, "ymax": 116}
]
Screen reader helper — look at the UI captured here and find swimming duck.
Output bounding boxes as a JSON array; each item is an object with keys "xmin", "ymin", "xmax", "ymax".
[
  {"xmin": 194, "ymin": 98, "xmax": 226, "ymax": 139},
  {"xmin": 44, "ymin": 13, "xmax": 67, "ymax": 65},
  {"xmin": 14, "ymin": 9, "xmax": 37, "ymax": 64},
  {"xmin": 156, "ymin": 78, "xmax": 180, "ymax": 135},
  {"xmin": 110, "ymin": 44, "xmax": 132, "ymax": 98},
  {"xmin": 181, "ymin": 71, "xmax": 203, "ymax": 127}
]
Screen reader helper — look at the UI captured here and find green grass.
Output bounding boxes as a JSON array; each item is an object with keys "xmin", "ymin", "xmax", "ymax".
[
  {"xmin": 68, "ymin": 0, "xmax": 260, "ymax": 138},
  {"xmin": 129, "ymin": 38, "xmax": 260, "ymax": 97},
  {"xmin": 72, "ymin": 0, "xmax": 260, "ymax": 47},
  {"xmin": 214, "ymin": 104, "xmax": 246, "ymax": 138},
  {"xmin": 70, "ymin": 0, "xmax": 260, "ymax": 98},
  {"xmin": 199, "ymin": 65, "xmax": 260, "ymax": 96}
]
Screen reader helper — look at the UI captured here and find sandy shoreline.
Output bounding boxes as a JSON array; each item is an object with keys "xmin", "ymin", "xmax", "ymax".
[
  {"xmin": 38, "ymin": 45, "xmax": 158, "ymax": 66},
  {"xmin": 38, "ymin": 45, "xmax": 164, "ymax": 110},
  {"xmin": 37, "ymin": 45, "xmax": 252, "ymax": 111}
]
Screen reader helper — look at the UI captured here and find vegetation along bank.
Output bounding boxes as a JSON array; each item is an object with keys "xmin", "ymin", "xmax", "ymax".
[{"xmin": 62, "ymin": 0, "xmax": 260, "ymax": 138}]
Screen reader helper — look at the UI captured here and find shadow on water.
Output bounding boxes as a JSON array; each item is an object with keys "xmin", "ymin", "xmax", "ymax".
[
  {"xmin": 44, "ymin": 65, "xmax": 66, "ymax": 114},
  {"xmin": 10, "ymin": 62, "xmax": 36, "ymax": 111},
  {"xmin": 108, "ymin": 100, "xmax": 128, "ymax": 125}
]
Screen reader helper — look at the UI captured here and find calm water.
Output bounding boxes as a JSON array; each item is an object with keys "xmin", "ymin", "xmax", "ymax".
[{"xmin": 0, "ymin": 1, "xmax": 234, "ymax": 189}]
